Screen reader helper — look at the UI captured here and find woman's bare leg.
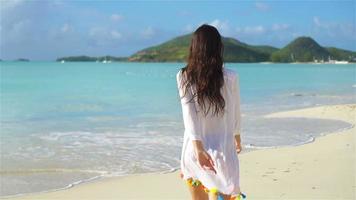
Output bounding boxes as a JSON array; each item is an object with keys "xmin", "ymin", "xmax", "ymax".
[
  {"xmin": 208, "ymin": 191, "xmax": 218, "ymax": 200},
  {"xmin": 222, "ymin": 194, "xmax": 232, "ymax": 200},
  {"xmin": 187, "ymin": 184, "xmax": 208, "ymax": 200},
  {"xmin": 208, "ymin": 192, "xmax": 231, "ymax": 200}
]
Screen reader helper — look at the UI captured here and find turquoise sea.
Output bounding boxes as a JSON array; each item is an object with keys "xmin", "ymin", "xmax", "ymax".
[{"xmin": 0, "ymin": 62, "xmax": 355, "ymax": 197}]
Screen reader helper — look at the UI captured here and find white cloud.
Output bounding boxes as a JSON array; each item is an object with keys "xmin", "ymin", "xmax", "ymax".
[
  {"xmin": 89, "ymin": 27, "xmax": 104, "ymax": 37},
  {"xmin": 209, "ymin": 19, "xmax": 225, "ymax": 29},
  {"xmin": 141, "ymin": 26, "xmax": 155, "ymax": 39},
  {"xmin": 313, "ymin": 17, "xmax": 322, "ymax": 27},
  {"xmin": 183, "ymin": 24, "xmax": 194, "ymax": 33},
  {"xmin": 292, "ymin": 32, "xmax": 302, "ymax": 38},
  {"xmin": 236, "ymin": 23, "xmax": 291, "ymax": 36},
  {"xmin": 236, "ymin": 25, "xmax": 266, "ymax": 35},
  {"xmin": 0, "ymin": 1, "xmax": 132, "ymax": 60},
  {"xmin": 181, "ymin": 22, "xmax": 205, "ymax": 34},
  {"xmin": 271, "ymin": 23, "xmax": 290, "ymax": 31},
  {"xmin": 181, "ymin": 20, "xmax": 233, "ymax": 36},
  {"xmin": 234, "ymin": 23, "xmax": 296, "ymax": 47},
  {"xmin": 209, "ymin": 19, "xmax": 230, "ymax": 34},
  {"xmin": 110, "ymin": 30, "xmax": 122, "ymax": 39},
  {"xmin": 0, "ymin": 0, "xmax": 24, "ymax": 10},
  {"xmin": 88, "ymin": 26, "xmax": 123, "ymax": 47},
  {"xmin": 60, "ymin": 23, "xmax": 72, "ymax": 33},
  {"xmin": 312, "ymin": 16, "xmax": 355, "ymax": 39},
  {"xmin": 111, "ymin": 14, "xmax": 123, "ymax": 22},
  {"xmin": 12, "ymin": 19, "xmax": 32, "ymax": 33},
  {"xmin": 246, "ymin": 25, "xmax": 265, "ymax": 34},
  {"xmin": 255, "ymin": 2, "xmax": 270, "ymax": 11}
]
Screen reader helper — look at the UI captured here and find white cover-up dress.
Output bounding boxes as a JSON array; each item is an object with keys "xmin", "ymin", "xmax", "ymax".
[{"xmin": 176, "ymin": 67, "xmax": 241, "ymax": 196}]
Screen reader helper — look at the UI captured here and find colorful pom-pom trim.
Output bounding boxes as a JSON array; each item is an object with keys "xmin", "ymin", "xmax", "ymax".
[
  {"xmin": 186, "ymin": 178, "xmax": 202, "ymax": 187},
  {"xmin": 184, "ymin": 177, "xmax": 246, "ymax": 200}
]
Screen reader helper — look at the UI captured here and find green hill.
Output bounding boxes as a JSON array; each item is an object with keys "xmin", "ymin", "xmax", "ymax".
[
  {"xmin": 271, "ymin": 37, "xmax": 356, "ymax": 62},
  {"xmin": 128, "ymin": 34, "xmax": 192, "ymax": 62},
  {"xmin": 326, "ymin": 47, "xmax": 356, "ymax": 61},
  {"xmin": 271, "ymin": 37, "xmax": 330, "ymax": 62},
  {"xmin": 55, "ymin": 34, "xmax": 355, "ymax": 63},
  {"xmin": 128, "ymin": 33, "xmax": 279, "ymax": 62},
  {"xmin": 57, "ymin": 55, "xmax": 128, "ymax": 62}
]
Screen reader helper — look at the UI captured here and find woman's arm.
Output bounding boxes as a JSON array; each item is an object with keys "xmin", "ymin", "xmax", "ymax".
[
  {"xmin": 176, "ymin": 71, "xmax": 202, "ymax": 141},
  {"xmin": 233, "ymin": 74, "xmax": 242, "ymax": 153},
  {"xmin": 235, "ymin": 134, "xmax": 242, "ymax": 154},
  {"xmin": 176, "ymin": 70, "xmax": 216, "ymax": 173}
]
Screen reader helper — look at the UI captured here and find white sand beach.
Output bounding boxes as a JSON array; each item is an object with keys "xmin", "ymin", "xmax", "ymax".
[{"xmin": 5, "ymin": 104, "xmax": 355, "ymax": 200}]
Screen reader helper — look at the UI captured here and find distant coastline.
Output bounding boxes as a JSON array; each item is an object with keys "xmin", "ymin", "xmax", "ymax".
[
  {"xmin": 1, "ymin": 59, "xmax": 354, "ymax": 64},
  {"xmin": 0, "ymin": 58, "xmax": 30, "ymax": 62},
  {"xmin": 2, "ymin": 35, "xmax": 355, "ymax": 64},
  {"xmin": 56, "ymin": 35, "xmax": 355, "ymax": 63},
  {"xmin": 127, "ymin": 35, "xmax": 356, "ymax": 63},
  {"xmin": 52, "ymin": 59, "xmax": 355, "ymax": 65},
  {"xmin": 56, "ymin": 55, "xmax": 128, "ymax": 63}
]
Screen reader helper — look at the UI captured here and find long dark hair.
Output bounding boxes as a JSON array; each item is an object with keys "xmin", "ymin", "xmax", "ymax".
[{"xmin": 180, "ymin": 24, "xmax": 225, "ymax": 116}]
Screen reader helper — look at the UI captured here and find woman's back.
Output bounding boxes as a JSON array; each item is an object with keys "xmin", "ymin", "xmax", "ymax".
[{"xmin": 177, "ymin": 67, "xmax": 241, "ymax": 142}]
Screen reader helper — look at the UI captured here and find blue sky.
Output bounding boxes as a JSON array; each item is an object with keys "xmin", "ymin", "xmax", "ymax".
[{"xmin": 1, "ymin": 0, "xmax": 355, "ymax": 60}]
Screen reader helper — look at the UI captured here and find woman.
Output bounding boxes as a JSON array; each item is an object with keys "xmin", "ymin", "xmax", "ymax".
[{"xmin": 176, "ymin": 24, "xmax": 244, "ymax": 200}]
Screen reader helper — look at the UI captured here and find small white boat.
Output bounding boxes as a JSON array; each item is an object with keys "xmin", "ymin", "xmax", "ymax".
[
  {"xmin": 323, "ymin": 56, "xmax": 350, "ymax": 64},
  {"xmin": 61, "ymin": 60, "xmax": 65, "ymax": 63},
  {"xmin": 334, "ymin": 61, "xmax": 349, "ymax": 64}
]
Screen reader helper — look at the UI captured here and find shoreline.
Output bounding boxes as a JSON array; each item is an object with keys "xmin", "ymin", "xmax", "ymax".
[
  {"xmin": 2, "ymin": 60, "xmax": 356, "ymax": 65},
  {"xmin": 3, "ymin": 104, "xmax": 355, "ymax": 200},
  {"xmin": 3, "ymin": 122, "xmax": 353, "ymax": 199}
]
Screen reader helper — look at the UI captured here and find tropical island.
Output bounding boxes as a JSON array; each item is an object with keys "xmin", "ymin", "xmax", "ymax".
[
  {"xmin": 0, "ymin": 58, "xmax": 30, "ymax": 62},
  {"xmin": 57, "ymin": 34, "xmax": 356, "ymax": 63},
  {"xmin": 16, "ymin": 58, "xmax": 30, "ymax": 62},
  {"xmin": 56, "ymin": 55, "xmax": 127, "ymax": 62}
]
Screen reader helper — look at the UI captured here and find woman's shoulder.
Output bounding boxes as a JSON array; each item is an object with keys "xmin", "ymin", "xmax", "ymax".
[
  {"xmin": 223, "ymin": 67, "xmax": 238, "ymax": 81},
  {"xmin": 177, "ymin": 67, "xmax": 238, "ymax": 82},
  {"xmin": 176, "ymin": 68, "xmax": 184, "ymax": 83},
  {"xmin": 176, "ymin": 69, "xmax": 181, "ymax": 78}
]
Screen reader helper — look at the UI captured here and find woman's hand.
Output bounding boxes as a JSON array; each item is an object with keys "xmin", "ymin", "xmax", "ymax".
[
  {"xmin": 236, "ymin": 142, "xmax": 242, "ymax": 154},
  {"xmin": 235, "ymin": 134, "xmax": 242, "ymax": 154},
  {"xmin": 192, "ymin": 140, "xmax": 216, "ymax": 174},
  {"xmin": 196, "ymin": 149, "xmax": 216, "ymax": 174}
]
